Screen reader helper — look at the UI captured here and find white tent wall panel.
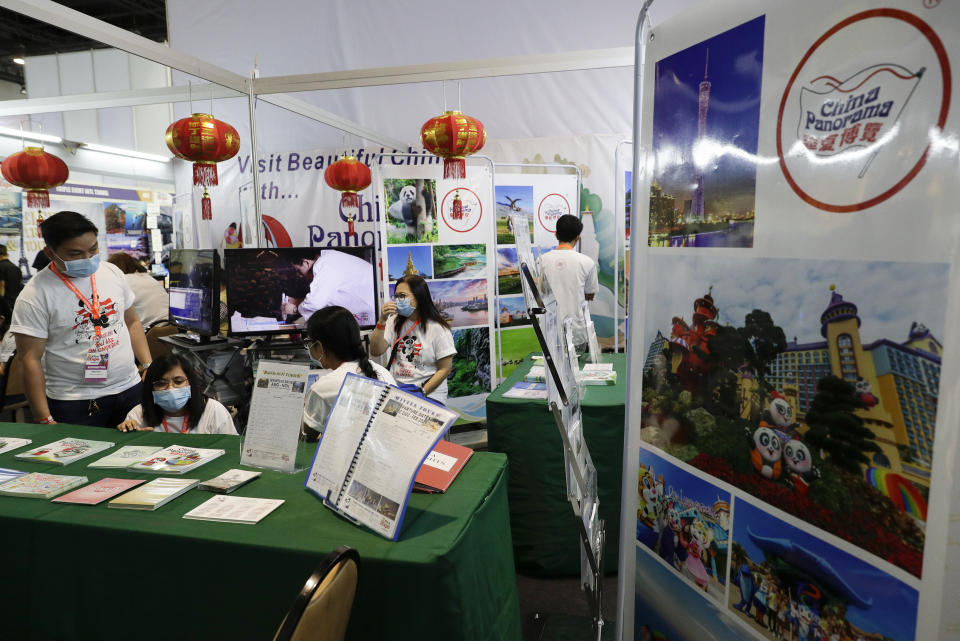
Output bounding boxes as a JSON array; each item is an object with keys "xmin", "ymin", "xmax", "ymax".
[
  {"xmin": 129, "ymin": 54, "xmax": 173, "ymax": 157},
  {"xmin": 57, "ymin": 51, "xmax": 100, "ymax": 146},
  {"xmin": 92, "ymin": 49, "xmax": 136, "ymax": 151},
  {"xmin": 22, "ymin": 55, "xmax": 64, "ymax": 139}
]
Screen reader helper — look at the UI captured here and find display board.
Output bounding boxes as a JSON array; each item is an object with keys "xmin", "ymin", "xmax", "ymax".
[
  {"xmin": 493, "ymin": 169, "xmax": 579, "ymax": 381},
  {"xmin": 620, "ymin": 2, "xmax": 960, "ymax": 641},
  {"xmin": 0, "ymin": 182, "xmax": 174, "ymax": 277},
  {"xmin": 374, "ymin": 155, "xmax": 497, "ymax": 421}
]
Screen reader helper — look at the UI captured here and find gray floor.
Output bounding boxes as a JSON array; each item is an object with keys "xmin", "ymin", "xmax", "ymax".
[{"xmin": 517, "ymin": 573, "xmax": 619, "ymax": 641}]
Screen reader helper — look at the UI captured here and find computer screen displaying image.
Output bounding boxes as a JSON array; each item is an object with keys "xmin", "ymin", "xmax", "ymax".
[
  {"xmin": 225, "ymin": 246, "xmax": 378, "ymax": 336},
  {"xmin": 168, "ymin": 249, "xmax": 221, "ymax": 336}
]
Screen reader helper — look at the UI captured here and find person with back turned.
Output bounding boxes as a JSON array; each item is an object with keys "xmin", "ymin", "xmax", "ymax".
[
  {"xmin": 539, "ymin": 214, "xmax": 598, "ymax": 350},
  {"xmin": 10, "ymin": 211, "xmax": 152, "ymax": 427}
]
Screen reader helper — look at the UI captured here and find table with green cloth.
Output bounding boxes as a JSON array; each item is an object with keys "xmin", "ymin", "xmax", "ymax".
[
  {"xmin": 0, "ymin": 423, "xmax": 521, "ymax": 641},
  {"xmin": 486, "ymin": 353, "xmax": 626, "ymax": 576}
]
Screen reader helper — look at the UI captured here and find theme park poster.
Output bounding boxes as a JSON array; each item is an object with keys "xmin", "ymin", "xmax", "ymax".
[{"xmin": 625, "ymin": 1, "xmax": 960, "ymax": 640}]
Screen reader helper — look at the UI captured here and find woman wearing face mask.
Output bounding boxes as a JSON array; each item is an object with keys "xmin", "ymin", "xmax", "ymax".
[
  {"xmin": 369, "ymin": 275, "xmax": 456, "ymax": 404},
  {"xmin": 301, "ymin": 306, "xmax": 395, "ymax": 439},
  {"xmin": 115, "ymin": 354, "xmax": 237, "ymax": 434}
]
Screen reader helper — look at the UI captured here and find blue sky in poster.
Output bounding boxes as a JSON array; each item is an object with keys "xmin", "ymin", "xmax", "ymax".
[
  {"xmin": 495, "ymin": 185, "xmax": 533, "ymax": 214},
  {"xmin": 635, "ymin": 547, "xmax": 745, "ymax": 641},
  {"xmin": 497, "ymin": 247, "xmax": 518, "ymax": 270},
  {"xmin": 651, "ymin": 16, "xmax": 765, "ymax": 208},
  {"xmin": 387, "ymin": 245, "xmax": 432, "ymax": 279},
  {"xmin": 639, "ymin": 447, "xmax": 729, "ymax": 510},
  {"xmin": 498, "ymin": 295, "xmax": 526, "ymax": 315},
  {"xmin": 644, "ymin": 255, "xmax": 949, "ymax": 352},
  {"xmin": 733, "ymin": 500, "xmax": 918, "ymax": 641}
]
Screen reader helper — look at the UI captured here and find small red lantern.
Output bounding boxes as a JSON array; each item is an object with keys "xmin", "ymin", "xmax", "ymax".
[
  {"xmin": 1, "ymin": 147, "xmax": 69, "ymax": 215},
  {"xmin": 324, "ymin": 155, "xmax": 371, "ymax": 235},
  {"xmin": 420, "ymin": 110, "xmax": 485, "ymax": 179},
  {"xmin": 165, "ymin": 113, "xmax": 240, "ymax": 220}
]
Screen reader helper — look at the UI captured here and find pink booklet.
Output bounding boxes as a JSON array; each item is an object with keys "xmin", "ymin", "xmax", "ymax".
[{"xmin": 53, "ymin": 478, "xmax": 145, "ymax": 505}]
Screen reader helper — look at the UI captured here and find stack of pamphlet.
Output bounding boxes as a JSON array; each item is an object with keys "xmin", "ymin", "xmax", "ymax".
[
  {"xmin": 184, "ymin": 495, "xmax": 283, "ymax": 524},
  {"xmin": 0, "ymin": 472, "xmax": 88, "ymax": 498},
  {"xmin": 15, "ymin": 438, "xmax": 114, "ymax": 465},
  {"xmin": 88, "ymin": 445, "xmax": 164, "ymax": 469},
  {"xmin": 53, "ymin": 478, "xmax": 145, "ymax": 505},
  {"xmin": 198, "ymin": 469, "xmax": 261, "ymax": 494},
  {"xmin": 579, "ymin": 362, "xmax": 617, "ymax": 386},
  {"xmin": 127, "ymin": 445, "xmax": 225, "ymax": 474},
  {"xmin": 0, "ymin": 437, "xmax": 31, "ymax": 455},
  {"xmin": 107, "ymin": 478, "xmax": 199, "ymax": 510}
]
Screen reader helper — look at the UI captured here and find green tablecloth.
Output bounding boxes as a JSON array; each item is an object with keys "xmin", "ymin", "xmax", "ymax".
[
  {"xmin": 0, "ymin": 423, "xmax": 521, "ymax": 641},
  {"xmin": 486, "ymin": 353, "xmax": 626, "ymax": 576}
]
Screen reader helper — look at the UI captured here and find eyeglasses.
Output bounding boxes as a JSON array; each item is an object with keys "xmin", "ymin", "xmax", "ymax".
[
  {"xmin": 302, "ymin": 338, "xmax": 318, "ymax": 350},
  {"xmin": 151, "ymin": 376, "xmax": 189, "ymax": 391}
]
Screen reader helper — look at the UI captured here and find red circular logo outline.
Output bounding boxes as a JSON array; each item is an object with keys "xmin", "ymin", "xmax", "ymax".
[
  {"xmin": 775, "ymin": 8, "xmax": 951, "ymax": 213},
  {"xmin": 440, "ymin": 187, "xmax": 483, "ymax": 233},
  {"xmin": 537, "ymin": 193, "xmax": 571, "ymax": 232}
]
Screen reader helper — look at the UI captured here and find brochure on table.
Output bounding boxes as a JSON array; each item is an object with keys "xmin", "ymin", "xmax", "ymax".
[
  {"xmin": 579, "ymin": 301, "xmax": 601, "ymax": 365},
  {"xmin": 620, "ymin": 1, "xmax": 960, "ymax": 640},
  {"xmin": 305, "ymin": 373, "xmax": 458, "ymax": 540},
  {"xmin": 374, "ymin": 156, "xmax": 497, "ymax": 421},
  {"xmin": 241, "ymin": 360, "xmax": 310, "ymax": 473}
]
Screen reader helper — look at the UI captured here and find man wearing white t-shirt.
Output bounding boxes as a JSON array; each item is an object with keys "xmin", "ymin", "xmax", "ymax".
[
  {"xmin": 10, "ymin": 211, "xmax": 153, "ymax": 427},
  {"xmin": 539, "ymin": 214, "xmax": 598, "ymax": 347},
  {"xmin": 281, "ymin": 249, "xmax": 376, "ymax": 328}
]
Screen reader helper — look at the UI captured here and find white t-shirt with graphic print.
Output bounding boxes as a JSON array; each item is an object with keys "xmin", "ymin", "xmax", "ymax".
[
  {"xmin": 123, "ymin": 398, "xmax": 238, "ymax": 435},
  {"xmin": 382, "ymin": 315, "xmax": 456, "ymax": 403},
  {"xmin": 10, "ymin": 261, "xmax": 140, "ymax": 400}
]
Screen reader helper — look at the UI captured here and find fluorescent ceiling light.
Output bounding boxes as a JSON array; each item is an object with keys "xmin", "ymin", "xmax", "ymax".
[
  {"xmin": 12, "ymin": 57, "xmax": 24, "ymax": 65},
  {"xmin": 0, "ymin": 126, "xmax": 62, "ymax": 144},
  {"xmin": 82, "ymin": 143, "xmax": 170, "ymax": 163}
]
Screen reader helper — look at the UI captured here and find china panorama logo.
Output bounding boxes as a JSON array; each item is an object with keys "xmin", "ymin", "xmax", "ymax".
[{"xmin": 776, "ymin": 9, "xmax": 951, "ymax": 213}]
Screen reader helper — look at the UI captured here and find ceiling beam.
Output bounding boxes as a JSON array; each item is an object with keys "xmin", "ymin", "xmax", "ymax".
[
  {"xmin": 0, "ymin": 0, "xmax": 249, "ymax": 92},
  {"xmin": 253, "ymin": 46, "xmax": 634, "ymax": 94},
  {"xmin": 0, "ymin": 84, "xmax": 243, "ymax": 116}
]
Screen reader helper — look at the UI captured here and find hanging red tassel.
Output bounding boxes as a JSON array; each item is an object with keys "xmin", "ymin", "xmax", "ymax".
[
  {"xmin": 201, "ymin": 189, "xmax": 212, "ymax": 220},
  {"xmin": 194, "ymin": 163, "xmax": 218, "ymax": 187},
  {"xmin": 36, "ymin": 211, "xmax": 44, "ymax": 227},
  {"xmin": 341, "ymin": 192, "xmax": 360, "ymax": 234},
  {"xmin": 443, "ymin": 158, "xmax": 466, "ymax": 180},
  {"xmin": 452, "ymin": 191, "xmax": 463, "ymax": 220},
  {"xmin": 27, "ymin": 190, "xmax": 50, "ymax": 209}
]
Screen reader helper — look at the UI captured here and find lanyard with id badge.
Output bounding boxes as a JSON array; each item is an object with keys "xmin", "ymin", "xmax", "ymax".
[{"xmin": 51, "ymin": 263, "xmax": 113, "ymax": 388}]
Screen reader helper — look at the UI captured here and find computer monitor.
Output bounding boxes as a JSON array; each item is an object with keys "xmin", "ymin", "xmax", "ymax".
[
  {"xmin": 224, "ymin": 246, "xmax": 378, "ymax": 336},
  {"xmin": 168, "ymin": 249, "xmax": 221, "ymax": 338}
]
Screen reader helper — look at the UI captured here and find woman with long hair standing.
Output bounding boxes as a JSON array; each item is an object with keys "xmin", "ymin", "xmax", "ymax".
[
  {"xmin": 369, "ymin": 275, "xmax": 455, "ymax": 403},
  {"xmin": 302, "ymin": 305, "xmax": 395, "ymax": 437}
]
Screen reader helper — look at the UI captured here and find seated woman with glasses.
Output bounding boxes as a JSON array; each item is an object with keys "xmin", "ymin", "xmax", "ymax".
[
  {"xmin": 302, "ymin": 305, "xmax": 395, "ymax": 440},
  {"xmin": 115, "ymin": 353, "xmax": 237, "ymax": 434}
]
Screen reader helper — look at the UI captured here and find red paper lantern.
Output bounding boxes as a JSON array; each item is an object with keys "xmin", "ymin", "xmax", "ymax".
[
  {"xmin": 420, "ymin": 110, "xmax": 485, "ymax": 179},
  {"xmin": 324, "ymin": 155, "xmax": 371, "ymax": 235},
  {"xmin": 1, "ymin": 146, "xmax": 69, "ymax": 210},
  {"xmin": 165, "ymin": 113, "xmax": 240, "ymax": 220}
]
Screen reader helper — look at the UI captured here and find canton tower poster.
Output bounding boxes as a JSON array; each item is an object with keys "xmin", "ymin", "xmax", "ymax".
[{"xmin": 622, "ymin": 2, "xmax": 960, "ymax": 641}]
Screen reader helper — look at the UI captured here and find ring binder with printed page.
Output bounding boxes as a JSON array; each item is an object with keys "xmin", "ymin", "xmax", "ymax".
[{"xmin": 305, "ymin": 373, "xmax": 459, "ymax": 540}]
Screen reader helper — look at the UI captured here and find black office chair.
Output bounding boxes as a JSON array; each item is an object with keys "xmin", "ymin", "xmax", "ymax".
[{"xmin": 273, "ymin": 546, "xmax": 360, "ymax": 641}]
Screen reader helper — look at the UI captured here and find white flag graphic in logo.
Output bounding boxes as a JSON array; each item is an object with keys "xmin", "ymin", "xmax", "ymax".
[{"xmin": 797, "ymin": 64, "xmax": 924, "ymax": 177}]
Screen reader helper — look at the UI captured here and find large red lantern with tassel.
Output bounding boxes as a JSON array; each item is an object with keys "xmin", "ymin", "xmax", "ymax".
[
  {"xmin": 324, "ymin": 156, "xmax": 371, "ymax": 235},
  {"xmin": 1, "ymin": 147, "xmax": 69, "ymax": 213},
  {"xmin": 165, "ymin": 113, "xmax": 240, "ymax": 220},
  {"xmin": 420, "ymin": 110, "xmax": 485, "ymax": 179}
]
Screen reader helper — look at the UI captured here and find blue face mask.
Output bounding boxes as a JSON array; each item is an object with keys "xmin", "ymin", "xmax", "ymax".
[
  {"xmin": 396, "ymin": 297, "xmax": 415, "ymax": 317},
  {"xmin": 54, "ymin": 252, "xmax": 101, "ymax": 277},
  {"xmin": 153, "ymin": 386, "xmax": 192, "ymax": 413}
]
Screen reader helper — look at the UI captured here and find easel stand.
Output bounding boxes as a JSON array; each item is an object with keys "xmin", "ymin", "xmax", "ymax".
[{"xmin": 523, "ymin": 263, "xmax": 606, "ymax": 639}]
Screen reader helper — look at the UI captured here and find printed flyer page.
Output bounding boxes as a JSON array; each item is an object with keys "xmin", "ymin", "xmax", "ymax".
[
  {"xmin": 305, "ymin": 374, "xmax": 385, "ymax": 502},
  {"xmin": 241, "ymin": 360, "xmax": 309, "ymax": 472},
  {"xmin": 341, "ymin": 388, "xmax": 457, "ymax": 539}
]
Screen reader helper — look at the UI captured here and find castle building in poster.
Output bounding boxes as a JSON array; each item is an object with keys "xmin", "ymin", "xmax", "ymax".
[
  {"xmin": 647, "ymin": 284, "xmax": 938, "ymax": 493},
  {"xmin": 767, "ymin": 286, "xmax": 938, "ymax": 488}
]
